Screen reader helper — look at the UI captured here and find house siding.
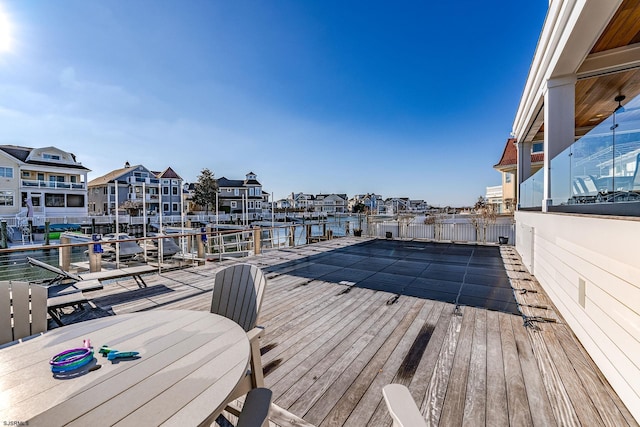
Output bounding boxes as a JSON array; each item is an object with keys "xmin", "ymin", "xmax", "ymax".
[{"xmin": 516, "ymin": 211, "xmax": 640, "ymax": 421}]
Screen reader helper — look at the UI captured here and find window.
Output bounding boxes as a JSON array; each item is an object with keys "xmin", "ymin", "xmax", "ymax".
[
  {"xmin": 37, "ymin": 173, "xmax": 44, "ymax": 181},
  {"xmin": 0, "ymin": 167, "xmax": 14, "ymax": 178},
  {"xmin": 67, "ymin": 195, "xmax": 84, "ymax": 207},
  {"xmin": 43, "ymin": 153, "xmax": 61, "ymax": 160},
  {"xmin": 163, "ymin": 179, "xmax": 170, "ymax": 185},
  {"xmin": 22, "ymin": 171, "xmax": 30, "ymax": 178},
  {"xmin": 172, "ymin": 203, "xmax": 178, "ymax": 212},
  {"xmin": 0, "ymin": 191, "xmax": 14, "ymax": 206},
  {"xmin": 505, "ymin": 172, "xmax": 512, "ymax": 183},
  {"xmin": 163, "ymin": 203, "xmax": 169, "ymax": 212},
  {"xmin": 234, "ymin": 189, "xmax": 239, "ymax": 196},
  {"xmin": 49, "ymin": 175, "xmax": 64, "ymax": 182},
  {"xmin": 231, "ymin": 201, "xmax": 237, "ymax": 208},
  {"xmin": 532, "ymin": 142, "xmax": 544, "ymax": 153},
  {"xmin": 45, "ymin": 193, "xmax": 65, "ymax": 207},
  {"xmin": 249, "ymin": 188, "xmax": 254, "ymax": 196},
  {"xmin": 70, "ymin": 176, "xmax": 77, "ymax": 183},
  {"xmin": 226, "ymin": 189, "xmax": 231, "ymax": 192},
  {"xmin": 163, "ymin": 187, "xmax": 169, "ymax": 195},
  {"xmin": 172, "ymin": 187, "xmax": 178, "ymax": 195},
  {"xmin": 172, "ymin": 179, "xmax": 179, "ymax": 185}
]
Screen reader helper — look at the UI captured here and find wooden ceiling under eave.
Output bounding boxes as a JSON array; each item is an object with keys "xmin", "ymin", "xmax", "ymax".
[{"xmin": 531, "ymin": 0, "xmax": 640, "ymax": 142}]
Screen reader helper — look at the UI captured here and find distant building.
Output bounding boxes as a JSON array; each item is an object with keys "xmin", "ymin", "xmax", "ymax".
[
  {"xmin": 88, "ymin": 162, "xmax": 183, "ymax": 216},
  {"xmin": 349, "ymin": 193, "xmax": 383, "ymax": 213},
  {"xmin": 484, "ymin": 185, "xmax": 503, "ymax": 213},
  {"xmin": 314, "ymin": 194, "xmax": 347, "ymax": 213},
  {"xmin": 288, "ymin": 193, "xmax": 315, "ymax": 211},
  {"xmin": 0, "ymin": 145, "xmax": 90, "ymax": 217},
  {"xmin": 493, "ymin": 138, "xmax": 542, "ymax": 213},
  {"xmin": 217, "ymin": 172, "xmax": 263, "ymax": 217}
]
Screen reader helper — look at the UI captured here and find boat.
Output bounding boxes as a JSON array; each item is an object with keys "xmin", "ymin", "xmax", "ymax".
[
  {"xmin": 101, "ymin": 233, "xmax": 145, "ymax": 261},
  {"xmin": 140, "ymin": 233, "xmax": 181, "ymax": 258}
]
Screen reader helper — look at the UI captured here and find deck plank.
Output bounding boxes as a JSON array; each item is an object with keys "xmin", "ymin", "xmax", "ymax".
[
  {"xmin": 303, "ymin": 297, "xmax": 416, "ymax": 426},
  {"xmin": 342, "ymin": 299, "xmax": 435, "ymax": 427},
  {"xmin": 499, "ymin": 312, "xmax": 534, "ymax": 427},
  {"xmin": 421, "ymin": 307, "xmax": 463, "ymax": 426},
  {"xmin": 510, "ymin": 315, "xmax": 557, "ymax": 427},
  {"xmin": 319, "ymin": 299, "xmax": 425, "ymax": 427},
  {"xmin": 437, "ymin": 307, "xmax": 476, "ymax": 426},
  {"xmin": 485, "ymin": 310, "xmax": 509, "ymax": 427},
  {"xmin": 462, "ymin": 308, "xmax": 487, "ymax": 427}
]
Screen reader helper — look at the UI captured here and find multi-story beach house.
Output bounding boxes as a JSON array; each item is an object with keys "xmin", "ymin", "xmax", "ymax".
[
  {"xmin": 217, "ymin": 172, "xmax": 263, "ymax": 218},
  {"xmin": 288, "ymin": 193, "xmax": 315, "ymax": 211},
  {"xmin": 512, "ymin": 0, "xmax": 640, "ymax": 420},
  {"xmin": 0, "ymin": 145, "xmax": 90, "ymax": 218},
  {"xmin": 493, "ymin": 137, "xmax": 543, "ymax": 213},
  {"xmin": 313, "ymin": 194, "xmax": 347, "ymax": 214},
  {"xmin": 88, "ymin": 163, "xmax": 183, "ymax": 216},
  {"xmin": 349, "ymin": 193, "xmax": 384, "ymax": 214},
  {"xmin": 484, "ymin": 185, "xmax": 503, "ymax": 214},
  {"xmin": 153, "ymin": 167, "xmax": 184, "ymax": 216}
]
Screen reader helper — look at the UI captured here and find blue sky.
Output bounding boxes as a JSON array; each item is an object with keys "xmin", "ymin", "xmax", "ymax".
[{"xmin": 0, "ymin": 1, "xmax": 547, "ymax": 206}]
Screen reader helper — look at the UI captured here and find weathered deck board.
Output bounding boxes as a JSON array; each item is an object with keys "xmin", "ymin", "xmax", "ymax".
[
  {"xmin": 47, "ymin": 238, "xmax": 638, "ymax": 427},
  {"xmin": 500, "ymin": 311, "xmax": 534, "ymax": 426},
  {"xmin": 462, "ymin": 308, "xmax": 487, "ymax": 427},
  {"xmin": 485, "ymin": 309, "xmax": 509, "ymax": 427}
]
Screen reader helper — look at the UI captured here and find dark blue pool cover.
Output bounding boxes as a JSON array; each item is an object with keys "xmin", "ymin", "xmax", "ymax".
[{"xmin": 269, "ymin": 239, "xmax": 519, "ymax": 315}]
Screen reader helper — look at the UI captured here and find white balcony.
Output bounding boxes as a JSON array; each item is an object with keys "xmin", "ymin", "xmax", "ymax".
[{"xmin": 21, "ymin": 180, "xmax": 86, "ymax": 190}]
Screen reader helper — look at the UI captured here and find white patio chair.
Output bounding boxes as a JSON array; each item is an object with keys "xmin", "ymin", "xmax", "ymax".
[
  {"xmin": 382, "ymin": 384, "xmax": 427, "ymax": 427},
  {"xmin": 0, "ymin": 281, "xmax": 47, "ymax": 346},
  {"xmin": 210, "ymin": 263, "xmax": 268, "ymax": 424}
]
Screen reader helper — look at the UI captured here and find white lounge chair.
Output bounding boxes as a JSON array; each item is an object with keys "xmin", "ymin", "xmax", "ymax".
[
  {"xmin": 210, "ymin": 263, "xmax": 268, "ymax": 425},
  {"xmin": 0, "ymin": 281, "xmax": 47, "ymax": 345},
  {"xmin": 382, "ymin": 384, "xmax": 427, "ymax": 427}
]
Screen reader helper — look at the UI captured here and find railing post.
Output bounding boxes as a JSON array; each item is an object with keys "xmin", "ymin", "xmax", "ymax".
[
  {"xmin": 88, "ymin": 239, "xmax": 102, "ymax": 272},
  {"xmin": 197, "ymin": 229, "xmax": 205, "ymax": 260},
  {"xmin": 0, "ymin": 220, "xmax": 7, "ymax": 249},
  {"xmin": 253, "ymin": 226, "xmax": 261, "ymax": 255},
  {"xmin": 59, "ymin": 236, "xmax": 71, "ymax": 271},
  {"xmin": 44, "ymin": 222, "xmax": 50, "ymax": 246},
  {"xmin": 291, "ymin": 225, "xmax": 297, "ymax": 247}
]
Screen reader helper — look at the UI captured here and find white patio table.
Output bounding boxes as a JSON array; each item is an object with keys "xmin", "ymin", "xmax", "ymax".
[{"xmin": 0, "ymin": 309, "xmax": 250, "ymax": 426}]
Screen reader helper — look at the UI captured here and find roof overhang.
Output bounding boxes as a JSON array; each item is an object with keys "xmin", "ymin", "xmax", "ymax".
[{"xmin": 512, "ymin": 0, "xmax": 640, "ymax": 144}]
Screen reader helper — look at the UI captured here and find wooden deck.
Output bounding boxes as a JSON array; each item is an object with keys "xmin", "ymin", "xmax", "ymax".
[{"xmin": 53, "ymin": 238, "xmax": 638, "ymax": 426}]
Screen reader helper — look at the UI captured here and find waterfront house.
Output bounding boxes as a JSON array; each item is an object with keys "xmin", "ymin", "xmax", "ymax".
[
  {"xmin": 288, "ymin": 192, "xmax": 315, "ymax": 211},
  {"xmin": 153, "ymin": 167, "xmax": 184, "ymax": 216},
  {"xmin": 313, "ymin": 193, "xmax": 347, "ymax": 214},
  {"xmin": 0, "ymin": 145, "xmax": 90, "ymax": 218},
  {"xmin": 512, "ymin": 0, "xmax": 640, "ymax": 420},
  {"xmin": 87, "ymin": 163, "xmax": 156, "ymax": 216},
  {"xmin": 217, "ymin": 172, "xmax": 264, "ymax": 218},
  {"xmin": 493, "ymin": 137, "xmax": 543, "ymax": 213},
  {"xmin": 349, "ymin": 193, "xmax": 384, "ymax": 214},
  {"xmin": 485, "ymin": 185, "xmax": 504, "ymax": 214}
]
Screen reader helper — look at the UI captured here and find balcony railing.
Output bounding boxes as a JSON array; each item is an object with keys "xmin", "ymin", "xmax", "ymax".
[
  {"xmin": 127, "ymin": 176, "xmax": 160, "ymax": 185},
  {"xmin": 520, "ymin": 92, "xmax": 640, "ymax": 215},
  {"xmin": 21, "ymin": 180, "xmax": 85, "ymax": 190}
]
